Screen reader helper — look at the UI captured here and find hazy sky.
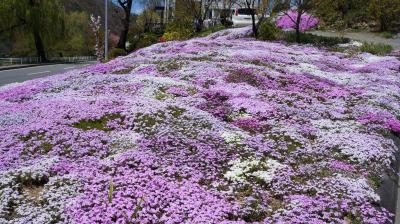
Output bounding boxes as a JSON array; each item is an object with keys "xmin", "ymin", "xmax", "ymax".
[
  {"xmin": 112, "ymin": 0, "xmax": 146, "ymax": 14},
  {"xmin": 132, "ymin": 1, "xmax": 145, "ymax": 14}
]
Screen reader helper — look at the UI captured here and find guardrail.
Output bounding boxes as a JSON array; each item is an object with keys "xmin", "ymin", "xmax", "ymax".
[
  {"xmin": 0, "ymin": 57, "xmax": 42, "ymax": 65},
  {"xmin": 48, "ymin": 56, "xmax": 97, "ymax": 63},
  {"xmin": 0, "ymin": 56, "xmax": 97, "ymax": 66}
]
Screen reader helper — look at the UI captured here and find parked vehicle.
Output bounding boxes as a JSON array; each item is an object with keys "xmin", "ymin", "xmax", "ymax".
[{"xmin": 232, "ymin": 8, "xmax": 258, "ymax": 27}]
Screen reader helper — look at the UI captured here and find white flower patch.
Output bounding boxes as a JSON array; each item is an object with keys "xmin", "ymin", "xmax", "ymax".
[
  {"xmin": 338, "ymin": 41, "xmax": 363, "ymax": 48},
  {"xmin": 212, "ymin": 83, "xmax": 261, "ymax": 97},
  {"xmin": 359, "ymin": 53, "xmax": 391, "ymax": 63},
  {"xmin": 109, "ymin": 131, "xmax": 141, "ymax": 156},
  {"xmin": 312, "ymin": 119, "xmax": 396, "ymax": 167},
  {"xmin": 311, "ymin": 174, "xmax": 380, "ymax": 203},
  {"xmin": 130, "ymin": 75, "xmax": 188, "ymax": 99},
  {"xmin": 10, "ymin": 157, "xmax": 59, "ymax": 182},
  {"xmin": 0, "ymin": 157, "xmax": 82, "ymax": 223},
  {"xmin": 11, "ymin": 175, "xmax": 82, "ymax": 224},
  {"xmin": 269, "ymin": 122, "xmax": 309, "ymax": 146},
  {"xmin": 287, "ymin": 62, "xmax": 360, "ymax": 85},
  {"xmin": 0, "ymin": 111, "xmax": 31, "ymax": 127},
  {"xmin": 312, "ymin": 119, "xmax": 361, "ymax": 134},
  {"xmin": 251, "ymin": 159, "xmax": 285, "ymax": 184},
  {"xmin": 209, "ymin": 26, "xmax": 252, "ymax": 40},
  {"xmin": 220, "ymin": 131, "xmax": 247, "ymax": 144},
  {"xmin": 0, "ymin": 81, "xmax": 25, "ymax": 92},
  {"xmin": 224, "ymin": 159, "xmax": 260, "ymax": 182},
  {"xmin": 224, "ymin": 158, "xmax": 285, "ymax": 184},
  {"xmin": 350, "ymin": 53, "xmax": 399, "ymax": 70},
  {"xmin": 287, "ymin": 62, "xmax": 321, "ymax": 75}
]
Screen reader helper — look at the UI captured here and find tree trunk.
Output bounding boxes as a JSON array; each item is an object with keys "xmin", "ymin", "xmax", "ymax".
[
  {"xmin": 246, "ymin": 0, "xmax": 258, "ymax": 37},
  {"xmin": 380, "ymin": 16, "xmax": 388, "ymax": 32},
  {"xmin": 117, "ymin": 0, "xmax": 133, "ymax": 50},
  {"xmin": 117, "ymin": 18, "xmax": 130, "ymax": 50},
  {"xmin": 295, "ymin": 11, "xmax": 302, "ymax": 43},
  {"xmin": 251, "ymin": 13, "xmax": 257, "ymax": 37},
  {"xmin": 295, "ymin": 26, "xmax": 300, "ymax": 42},
  {"xmin": 33, "ymin": 29, "xmax": 47, "ymax": 62},
  {"xmin": 196, "ymin": 18, "xmax": 204, "ymax": 32}
]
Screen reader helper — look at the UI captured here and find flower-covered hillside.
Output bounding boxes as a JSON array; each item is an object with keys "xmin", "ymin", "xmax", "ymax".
[{"xmin": 1, "ymin": 27, "xmax": 400, "ymax": 223}]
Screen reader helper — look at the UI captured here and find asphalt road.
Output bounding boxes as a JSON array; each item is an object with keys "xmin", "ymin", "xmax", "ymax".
[
  {"xmin": 309, "ymin": 31, "xmax": 400, "ymax": 50},
  {"xmin": 0, "ymin": 63, "xmax": 96, "ymax": 87}
]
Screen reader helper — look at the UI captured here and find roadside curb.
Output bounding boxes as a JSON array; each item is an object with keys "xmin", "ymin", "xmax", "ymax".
[
  {"xmin": 0, "ymin": 63, "xmax": 57, "ymax": 71},
  {"xmin": 379, "ymin": 134, "xmax": 400, "ymax": 223},
  {"xmin": 394, "ymin": 135, "xmax": 400, "ymax": 223}
]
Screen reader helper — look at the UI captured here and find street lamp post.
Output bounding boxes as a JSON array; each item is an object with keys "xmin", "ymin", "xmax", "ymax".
[{"xmin": 105, "ymin": 0, "xmax": 109, "ymax": 61}]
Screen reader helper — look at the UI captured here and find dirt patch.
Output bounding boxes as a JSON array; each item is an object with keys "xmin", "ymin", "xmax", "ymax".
[{"xmin": 22, "ymin": 185, "xmax": 45, "ymax": 201}]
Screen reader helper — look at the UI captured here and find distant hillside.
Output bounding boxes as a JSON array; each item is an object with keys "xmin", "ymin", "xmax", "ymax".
[{"xmin": 64, "ymin": 0, "xmax": 123, "ymax": 35}]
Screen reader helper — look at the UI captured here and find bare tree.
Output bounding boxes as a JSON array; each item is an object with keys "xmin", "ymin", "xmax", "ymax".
[
  {"xmin": 116, "ymin": 0, "xmax": 134, "ymax": 50},
  {"xmin": 137, "ymin": 9, "xmax": 161, "ymax": 32},
  {"xmin": 244, "ymin": 0, "xmax": 258, "ymax": 36},
  {"xmin": 244, "ymin": 0, "xmax": 273, "ymax": 37},
  {"xmin": 276, "ymin": 0, "xmax": 315, "ymax": 42},
  {"xmin": 221, "ymin": 0, "xmax": 237, "ymax": 25},
  {"xmin": 179, "ymin": 0, "xmax": 216, "ymax": 32},
  {"xmin": 133, "ymin": 0, "xmax": 161, "ymax": 33}
]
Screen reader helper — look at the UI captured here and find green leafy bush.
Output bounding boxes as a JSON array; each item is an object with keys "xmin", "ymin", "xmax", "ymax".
[
  {"xmin": 369, "ymin": 0, "xmax": 400, "ymax": 32},
  {"xmin": 162, "ymin": 20, "xmax": 194, "ymax": 41},
  {"xmin": 137, "ymin": 33, "xmax": 159, "ymax": 48},
  {"xmin": 162, "ymin": 31, "xmax": 187, "ymax": 41},
  {"xmin": 196, "ymin": 25, "xmax": 226, "ymax": 37},
  {"xmin": 360, "ymin": 42, "xmax": 393, "ymax": 55},
  {"xmin": 283, "ymin": 32, "xmax": 350, "ymax": 47},
  {"xmin": 258, "ymin": 19, "xmax": 281, "ymax": 41},
  {"xmin": 128, "ymin": 32, "xmax": 159, "ymax": 51},
  {"xmin": 314, "ymin": 0, "xmax": 370, "ymax": 29},
  {"xmin": 108, "ymin": 48, "xmax": 127, "ymax": 60},
  {"xmin": 379, "ymin": 32, "xmax": 395, "ymax": 39}
]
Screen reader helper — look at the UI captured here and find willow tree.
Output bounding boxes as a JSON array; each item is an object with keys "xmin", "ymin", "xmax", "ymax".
[{"xmin": 0, "ymin": 0, "xmax": 64, "ymax": 61}]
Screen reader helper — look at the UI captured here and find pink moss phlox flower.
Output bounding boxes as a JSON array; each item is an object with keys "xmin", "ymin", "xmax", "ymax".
[
  {"xmin": 233, "ymin": 117, "xmax": 264, "ymax": 132},
  {"xmin": 166, "ymin": 86, "xmax": 189, "ymax": 97},
  {"xmin": 386, "ymin": 119, "xmax": 400, "ymax": 133},
  {"xmin": 0, "ymin": 27, "xmax": 398, "ymax": 223}
]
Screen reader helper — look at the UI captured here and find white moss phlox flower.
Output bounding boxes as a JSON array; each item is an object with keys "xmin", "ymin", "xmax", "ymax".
[
  {"xmin": 251, "ymin": 159, "xmax": 285, "ymax": 184},
  {"xmin": 224, "ymin": 158, "xmax": 285, "ymax": 184},
  {"xmin": 220, "ymin": 131, "xmax": 247, "ymax": 144},
  {"xmin": 109, "ymin": 131, "xmax": 141, "ymax": 155}
]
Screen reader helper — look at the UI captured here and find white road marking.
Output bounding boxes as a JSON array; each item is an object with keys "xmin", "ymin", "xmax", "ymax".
[
  {"xmin": 63, "ymin": 66, "xmax": 76, "ymax": 70},
  {"xmin": 27, "ymin": 71, "xmax": 50, "ymax": 76},
  {"xmin": 0, "ymin": 64, "xmax": 58, "ymax": 73}
]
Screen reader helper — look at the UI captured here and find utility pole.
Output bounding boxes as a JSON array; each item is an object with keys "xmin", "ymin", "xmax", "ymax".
[
  {"xmin": 164, "ymin": 0, "xmax": 170, "ymax": 24},
  {"xmin": 105, "ymin": 0, "xmax": 109, "ymax": 61}
]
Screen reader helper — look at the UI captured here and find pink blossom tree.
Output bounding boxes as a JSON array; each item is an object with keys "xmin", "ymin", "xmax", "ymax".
[
  {"xmin": 89, "ymin": 15, "xmax": 104, "ymax": 61},
  {"xmin": 275, "ymin": 0, "xmax": 318, "ymax": 42},
  {"xmin": 276, "ymin": 10, "xmax": 319, "ymax": 31}
]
